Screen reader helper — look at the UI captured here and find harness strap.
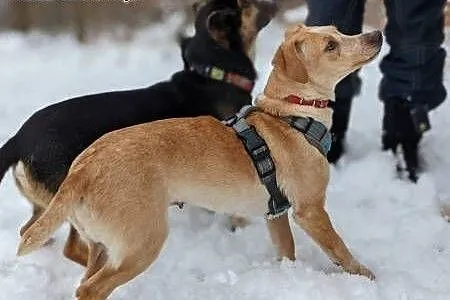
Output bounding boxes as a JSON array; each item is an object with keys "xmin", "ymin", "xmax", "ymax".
[
  {"xmin": 225, "ymin": 106, "xmax": 291, "ymax": 219},
  {"xmin": 282, "ymin": 116, "xmax": 332, "ymax": 156},
  {"xmin": 224, "ymin": 106, "xmax": 332, "ymax": 219}
]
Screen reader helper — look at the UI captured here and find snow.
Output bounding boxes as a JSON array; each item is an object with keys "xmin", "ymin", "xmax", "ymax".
[{"xmin": 2, "ymin": 14, "xmax": 450, "ymax": 300}]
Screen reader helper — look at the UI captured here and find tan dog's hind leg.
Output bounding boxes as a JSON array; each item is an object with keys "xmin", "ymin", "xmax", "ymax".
[
  {"xmin": 82, "ymin": 242, "xmax": 107, "ymax": 283},
  {"xmin": 266, "ymin": 214, "xmax": 295, "ymax": 260},
  {"xmin": 294, "ymin": 203, "xmax": 375, "ymax": 280},
  {"xmin": 229, "ymin": 215, "xmax": 250, "ymax": 231},
  {"xmin": 76, "ymin": 218, "xmax": 169, "ymax": 299},
  {"xmin": 63, "ymin": 226, "xmax": 89, "ymax": 267}
]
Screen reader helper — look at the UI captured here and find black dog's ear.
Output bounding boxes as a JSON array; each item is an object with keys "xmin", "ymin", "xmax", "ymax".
[
  {"xmin": 192, "ymin": 0, "xmax": 208, "ymax": 15},
  {"xmin": 177, "ymin": 34, "xmax": 192, "ymax": 70}
]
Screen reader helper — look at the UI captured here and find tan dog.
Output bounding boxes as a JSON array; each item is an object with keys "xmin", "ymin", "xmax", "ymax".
[{"xmin": 18, "ymin": 24, "xmax": 382, "ymax": 300}]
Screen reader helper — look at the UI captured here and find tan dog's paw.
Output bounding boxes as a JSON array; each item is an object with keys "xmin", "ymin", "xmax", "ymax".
[
  {"xmin": 229, "ymin": 215, "xmax": 250, "ymax": 232},
  {"xmin": 440, "ymin": 204, "xmax": 450, "ymax": 222},
  {"xmin": 347, "ymin": 261, "xmax": 376, "ymax": 280},
  {"xmin": 43, "ymin": 237, "xmax": 55, "ymax": 247},
  {"xmin": 355, "ymin": 264, "xmax": 375, "ymax": 280}
]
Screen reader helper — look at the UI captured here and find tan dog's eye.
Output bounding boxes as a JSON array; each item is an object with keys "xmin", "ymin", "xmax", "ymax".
[{"xmin": 325, "ymin": 40, "xmax": 338, "ymax": 52}]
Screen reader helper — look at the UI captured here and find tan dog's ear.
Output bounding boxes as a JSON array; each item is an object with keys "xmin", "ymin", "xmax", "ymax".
[
  {"xmin": 273, "ymin": 39, "xmax": 308, "ymax": 84},
  {"xmin": 285, "ymin": 23, "xmax": 306, "ymax": 39},
  {"xmin": 272, "ymin": 46, "xmax": 286, "ymax": 71}
]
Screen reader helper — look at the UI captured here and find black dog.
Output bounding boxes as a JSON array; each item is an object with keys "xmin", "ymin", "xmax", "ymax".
[{"xmin": 0, "ymin": 0, "xmax": 276, "ymax": 264}]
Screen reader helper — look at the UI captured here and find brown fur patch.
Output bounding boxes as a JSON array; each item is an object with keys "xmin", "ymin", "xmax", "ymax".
[
  {"xmin": 239, "ymin": 1, "xmax": 260, "ymax": 54},
  {"xmin": 13, "ymin": 161, "xmax": 54, "ymax": 210}
]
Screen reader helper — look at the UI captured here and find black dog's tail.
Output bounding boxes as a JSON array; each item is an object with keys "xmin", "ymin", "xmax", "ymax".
[{"xmin": 0, "ymin": 136, "xmax": 19, "ymax": 184}]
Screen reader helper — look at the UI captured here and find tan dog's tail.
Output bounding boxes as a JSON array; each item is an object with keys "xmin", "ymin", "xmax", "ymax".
[{"xmin": 17, "ymin": 173, "xmax": 85, "ymax": 256}]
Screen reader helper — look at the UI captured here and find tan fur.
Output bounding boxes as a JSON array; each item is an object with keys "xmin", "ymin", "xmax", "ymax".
[
  {"xmin": 18, "ymin": 25, "xmax": 382, "ymax": 299},
  {"xmin": 13, "ymin": 161, "xmax": 53, "ymax": 212}
]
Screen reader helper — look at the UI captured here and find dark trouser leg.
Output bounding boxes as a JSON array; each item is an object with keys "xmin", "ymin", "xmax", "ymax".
[
  {"xmin": 380, "ymin": 0, "xmax": 446, "ymax": 109},
  {"xmin": 380, "ymin": 0, "xmax": 446, "ymax": 180},
  {"xmin": 306, "ymin": 0, "xmax": 366, "ymax": 163}
]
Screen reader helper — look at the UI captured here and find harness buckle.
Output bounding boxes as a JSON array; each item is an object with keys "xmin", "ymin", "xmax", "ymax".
[
  {"xmin": 252, "ymin": 144, "xmax": 269, "ymax": 160},
  {"xmin": 314, "ymin": 99, "xmax": 329, "ymax": 108}
]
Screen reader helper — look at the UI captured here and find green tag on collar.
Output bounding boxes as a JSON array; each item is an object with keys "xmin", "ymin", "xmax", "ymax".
[{"xmin": 210, "ymin": 67, "xmax": 225, "ymax": 80}]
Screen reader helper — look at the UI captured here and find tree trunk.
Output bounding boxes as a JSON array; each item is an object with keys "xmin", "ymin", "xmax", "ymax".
[{"xmin": 10, "ymin": 2, "xmax": 31, "ymax": 32}]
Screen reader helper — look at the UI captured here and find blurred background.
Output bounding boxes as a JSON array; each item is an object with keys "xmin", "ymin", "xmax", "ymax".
[{"xmin": 0, "ymin": 0, "xmax": 417, "ymax": 43}]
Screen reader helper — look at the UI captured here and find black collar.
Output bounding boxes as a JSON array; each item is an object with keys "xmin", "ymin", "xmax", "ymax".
[{"xmin": 188, "ymin": 62, "xmax": 255, "ymax": 93}]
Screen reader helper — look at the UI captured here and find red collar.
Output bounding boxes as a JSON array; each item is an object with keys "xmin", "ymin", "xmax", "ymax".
[
  {"xmin": 285, "ymin": 94, "xmax": 334, "ymax": 109},
  {"xmin": 225, "ymin": 72, "xmax": 255, "ymax": 93}
]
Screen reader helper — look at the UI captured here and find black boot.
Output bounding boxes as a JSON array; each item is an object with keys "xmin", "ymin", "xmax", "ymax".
[
  {"xmin": 328, "ymin": 97, "xmax": 353, "ymax": 163},
  {"xmin": 382, "ymin": 98, "xmax": 430, "ymax": 182}
]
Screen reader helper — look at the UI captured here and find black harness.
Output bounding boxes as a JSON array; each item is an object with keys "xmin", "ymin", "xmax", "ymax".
[{"xmin": 224, "ymin": 105, "xmax": 332, "ymax": 219}]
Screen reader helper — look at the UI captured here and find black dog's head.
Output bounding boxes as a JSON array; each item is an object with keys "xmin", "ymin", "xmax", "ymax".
[
  {"xmin": 191, "ymin": 0, "xmax": 277, "ymax": 53},
  {"xmin": 179, "ymin": 0, "xmax": 276, "ymax": 81}
]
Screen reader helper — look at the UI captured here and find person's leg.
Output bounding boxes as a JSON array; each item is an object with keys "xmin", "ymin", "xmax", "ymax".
[
  {"xmin": 306, "ymin": 0, "xmax": 366, "ymax": 163},
  {"xmin": 380, "ymin": 0, "xmax": 446, "ymax": 181}
]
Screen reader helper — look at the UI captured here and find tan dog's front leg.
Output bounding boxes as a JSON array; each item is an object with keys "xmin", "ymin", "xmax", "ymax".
[
  {"xmin": 63, "ymin": 226, "xmax": 89, "ymax": 267},
  {"xmin": 294, "ymin": 204, "xmax": 375, "ymax": 280},
  {"xmin": 266, "ymin": 213, "xmax": 295, "ymax": 260}
]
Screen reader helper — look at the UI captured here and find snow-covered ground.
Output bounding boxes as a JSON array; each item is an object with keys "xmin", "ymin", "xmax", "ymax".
[{"xmin": 2, "ymin": 14, "xmax": 450, "ymax": 300}]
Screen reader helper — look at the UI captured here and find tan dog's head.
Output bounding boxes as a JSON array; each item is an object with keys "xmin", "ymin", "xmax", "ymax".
[{"xmin": 271, "ymin": 24, "xmax": 382, "ymax": 93}]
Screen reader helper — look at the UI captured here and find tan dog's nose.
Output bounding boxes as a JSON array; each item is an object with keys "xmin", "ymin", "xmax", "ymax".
[{"xmin": 363, "ymin": 30, "xmax": 383, "ymax": 47}]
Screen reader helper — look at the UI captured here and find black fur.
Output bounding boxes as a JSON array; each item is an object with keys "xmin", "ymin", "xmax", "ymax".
[
  {"xmin": 0, "ymin": 0, "xmax": 271, "ymax": 194},
  {"xmin": 0, "ymin": 137, "xmax": 18, "ymax": 183}
]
